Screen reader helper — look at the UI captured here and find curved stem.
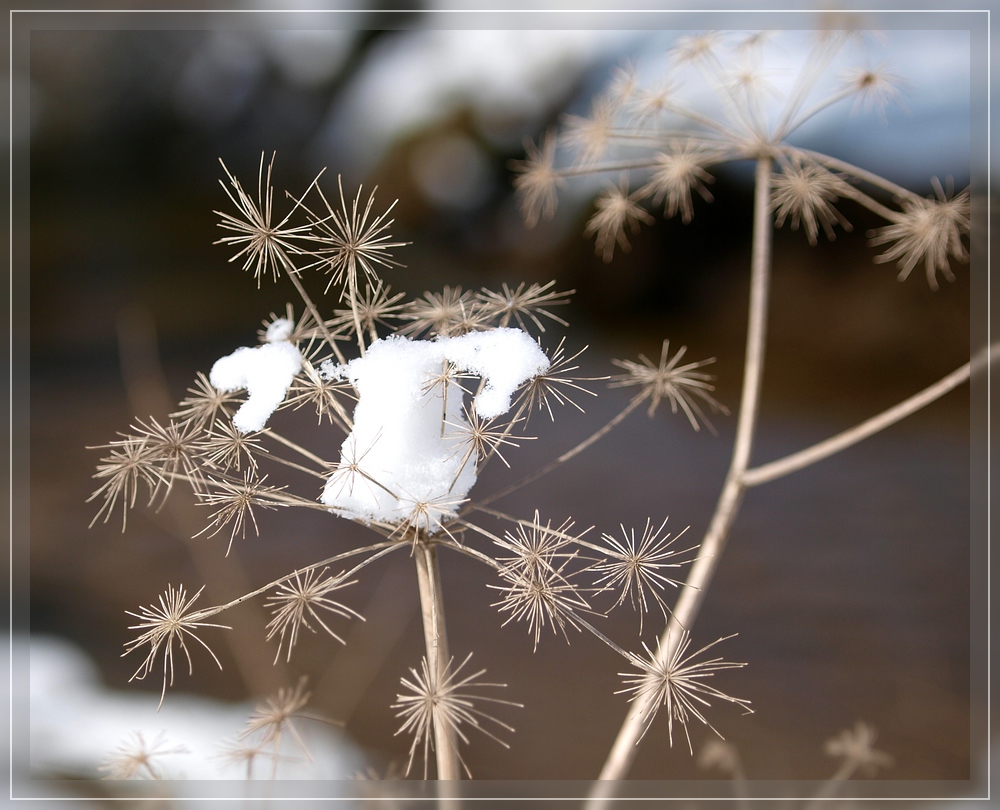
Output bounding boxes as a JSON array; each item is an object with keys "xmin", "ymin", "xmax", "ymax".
[
  {"xmin": 413, "ymin": 539, "xmax": 461, "ymax": 780},
  {"xmin": 593, "ymin": 154, "xmax": 775, "ymax": 790}
]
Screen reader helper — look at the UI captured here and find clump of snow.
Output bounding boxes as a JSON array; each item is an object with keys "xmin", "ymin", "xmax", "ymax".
[
  {"xmin": 321, "ymin": 328, "xmax": 548, "ymax": 531},
  {"xmin": 265, "ymin": 317, "xmax": 295, "ymax": 342},
  {"xmin": 210, "ymin": 323, "xmax": 302, "ymax": 433}
]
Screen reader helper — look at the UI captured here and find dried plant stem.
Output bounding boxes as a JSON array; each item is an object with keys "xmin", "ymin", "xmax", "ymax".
[
  {"xmin": 475, "ymin": 396, "xmax": 645, "ymax": 510},
  {"xmin": 593, "ymin": 155, "xmax": 775, "ymax": 791},
  {"xmin": 281, "ymin": 253, "xmax": 348, "ymax": 366},
  {"xmin": 263, "ymin": 429, "xmax": 332, "ymax": 468},
  {"xmin": 743, "ymin": 354, "xmax": 979, "ymax": 487},
  {"xmin": 413, "ymin": 539, "xmax": 461, "ymax": 780}
]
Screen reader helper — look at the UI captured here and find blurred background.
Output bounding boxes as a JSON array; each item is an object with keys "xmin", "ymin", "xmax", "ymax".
[{"xmin": 21, "ymin": 12, "xmax": 980, "ymax": 797}]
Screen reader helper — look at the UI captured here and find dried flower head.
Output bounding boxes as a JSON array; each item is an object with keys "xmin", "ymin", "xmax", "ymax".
[
  {"xmin": 87, "ymin": 434, "xmax": 162, "ymax": 531},
  {"xmin": 513, "ymin": 338, "xmax": 600, "ymax": 422},
  {"xmin": 510, "ymin": 131, "xmax": 564, "ymax": 227},
  {"xmin": 563, "ymin": 96, "xmax": 619, "ymax": 165},
  {"xmin": 392, "ymin": 653, "xmax": 520, "ymax": 778},
  {"xmin": 771, "ymin": 156, "xmax": 853, "ymax": 245},
  {"xmin": 241, "ymin": 677, "xmax": 316, "ymax": 777},
  {"xmin": 171, "ymin": 371, "xmax": 242, "ymax": 429},
  {"xmin": 99, "ymin": 731, "xmax": 188, "ymax": 780},
  {"xmin": 618, "ymin": 630, "xmax": 751, "ymax": 753},
  {"xmin": 824, "ymin": 721, "xmax": 894, "ymax": 775},
  {"xmin": 490, "ymin": 517, "xmax": 593, "ymax": 649},
  {"xmin": 639, "ymin": 141, "xmax": 719, "ymax": 224},
  {"xmin": 264, "ymin": 568, "xmax": 362, "ymax": 663},
  {"xmin": 593, "ymin": 518, "xmax": 696, "ymax": 633},
  {"xmin": 476, "ymin": 281, "xmax": 572, "ymax": 333},
  {"xmin": 199, "ymin": 419, "xmax": 267, "ymax": 474},
  {"xmin": 399, "ymin": 286, "xmax": 487, "ymax": 338},
  {"xmin": 215, "ymin": 153, "xmax": 314, "ymax": 286},
  {"xmin": 197, "ymin": 471, "xmax": 288, "ymax": 554},
  {"xmin": 123, "ymin": 584, "xmax": 229, "ymax": 709},
  {"xmin": 305, "ymin": 176, "xmax": 407, "ymax": 297},
  {"xmin": 610, "ymin": 340, "xmax": 728, "ymax": 431},
  {"xmin": 584, "ymin": 174, "xmax": 655, "ymax": 262},
  {"xmin": 869, "ymin": 178, "xmax": 970, "ymax": 290}
]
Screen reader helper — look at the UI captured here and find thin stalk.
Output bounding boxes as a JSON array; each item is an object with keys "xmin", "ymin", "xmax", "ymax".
[
  {"xmin": 593, "ymin": 155, "xmax": 775, "ymax": 789},
  {"xmin": 263, "ymin": 428, "xmax": 335, "ymax": 467},
  {"xmin": 743, "ymin": 357, "xmax": 975, "ymax": 487},
  {"xmin": 413, "ymin": 538, "xmax": 461, "ymax": 780},
  {"xmin": 281, "ymin": 252, "xmax": 348, "ymax": 366},
  {"xmin": 474, "ymin": 395, "xmax": 645, "ymax": 510}
]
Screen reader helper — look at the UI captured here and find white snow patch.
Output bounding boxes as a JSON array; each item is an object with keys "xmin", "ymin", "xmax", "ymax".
[
  {"xmin": 209, "ymin": 329, "xmax": 302, "ymax": 433},
  {"xmin": 321, "ymin": 328, "xmax": 548, "ymax": 530}
]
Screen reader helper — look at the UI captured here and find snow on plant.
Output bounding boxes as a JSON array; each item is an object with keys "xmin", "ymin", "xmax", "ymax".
[
  {"xmin": 88, "ymin": 152, "xmax": 731, "ymax": 781},
  {"xmin": 508, "ymin": 29, "xmax": 978, "ymax": 793}
]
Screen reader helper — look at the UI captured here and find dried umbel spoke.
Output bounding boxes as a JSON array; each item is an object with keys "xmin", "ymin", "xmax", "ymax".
[
  {"xmin": 215, "ymin": 153, "xmax": 314, "ymax": 285},
  {"xmin": 88, "ymin": 434, "xmax": 163, "ymax": 531},
  {"xmin": 824, "ymin": 721, "xmax": 894, "ymax": 775},
  {"xmin": 771, "ymin": 155, "xmax": 853, "ymax": 245},
  {"xmin": 99, "ymin": 731, "xmax": 188, "ymax": 780},
  {"xmin": 171, "ymin": 371, "xmax": 242, "ymax": 429},
  {"xmin": 585, "ymin": 174, "xmax": 655, "ymax": 262},
  {"xmin": 618, "ymin": 631, "xmax": 751, "ymax": 753},
  {"xmin": 264, "ymin": 568, "xmax": 363, "ymax": 663},
  {"xmin": 869, "ymin": 178, "xmax": 970, "ymax": 290},
  {"xmin": 123, "ymin": 584, "xmax": 229, "ymax": 709},
  {"xmin": 610, "ymin": 340, "xmax": 728, "ymax": 432},
  {"xmin": 476, "ymin": 281, "xmax": 572, "ymax": 333},
  {"xmin": 305, "ymin": 176, "xmax": 407, "ymax": 297},
  {"xmin": 199, "ymin": 419, "xmax": 267, "ymax": 474},
  {"xmin": 510, "ymin": 131, "xmax": 564, "ymax": 227},
  {"xmin": 197, "ymin": 471, "xmax": 288, "ymax": 554},
  {"xmin": 592, "ymin": 518, "xmax": 696, "ymax": 633},
  {"xmin": 399, "ymin": 286, "xmax": 488, "ymax": 338},
  {"xmin": 392, "ymin": 653, "xmax": 521, "ymax": 778},
  {"xmin": 513, "ymin": 338, "xmax": 599, "ymax": 422}
]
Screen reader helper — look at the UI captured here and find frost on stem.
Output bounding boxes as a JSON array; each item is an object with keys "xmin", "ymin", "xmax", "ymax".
[{"xmin": 319, "ymin": 329, "xmax": 549, "ymax": 532}]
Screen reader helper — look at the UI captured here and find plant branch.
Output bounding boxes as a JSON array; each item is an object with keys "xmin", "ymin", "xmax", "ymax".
[
  {"xmin": 413, "ymin": 538, "xmax": 461, "ymax": 780},
  {"xmin": 743, "ymin": 353, "xmax": 980, "ymax": 487},
  {"xmin": 592, "ymin": 154, "xmax": 775, "ymax": 790}
]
